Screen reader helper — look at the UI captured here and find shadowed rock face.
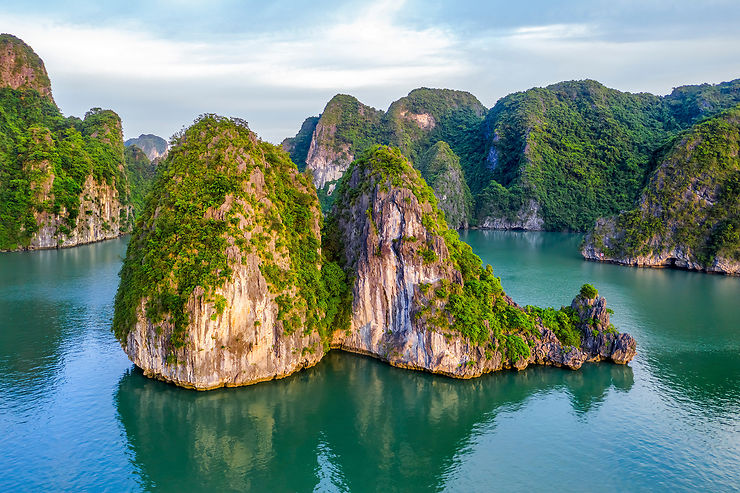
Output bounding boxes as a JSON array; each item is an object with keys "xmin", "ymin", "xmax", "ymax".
[
  {"xmin": 113, "ymin": 115, "xmax": 327, "ymax": 390},
  {"xmin": 416, "ymin": 141, "xmax": 472, "ymax": 230},
  {"xmin": 0, "ymin": 34, "xmax": 53, "ymax": 101},
  {"xmin": 327, "ymin": 145, "xmax": 635, "ymax": 378}
]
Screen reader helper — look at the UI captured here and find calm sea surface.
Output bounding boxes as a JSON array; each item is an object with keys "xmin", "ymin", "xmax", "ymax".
[{"xmin": 1, "ymin": 232, "xmax": 739, "ymax": 492}]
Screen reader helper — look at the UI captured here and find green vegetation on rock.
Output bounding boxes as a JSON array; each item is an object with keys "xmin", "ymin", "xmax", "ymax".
[
  {"xmin": 328, "ymin": 145, "xmax": 601, "ymax": 354},
  {"xmin": 584, "ymin": 105, "xmax": 740, "ymax": 267},
  {"xmin": 474, "ymin": 78, "xmax": 740, "ymax": 232},
  {"xmin": 0, "ymin": 87, "xmax": 130, "ymax": 249},
  {"xmin": 415, "ymin": 141, "xmax": 472, "ymax": 229},
  {"xmin": 113, "ymin": 115, "xmax": 349, "ymax": 351},
  {"xmin": 123, "ymin": 144, "xmax": 156, "ymax": 218},
  {"xmin": 476, "ymin": 80, "xmax": 674, "ymax": 231}
]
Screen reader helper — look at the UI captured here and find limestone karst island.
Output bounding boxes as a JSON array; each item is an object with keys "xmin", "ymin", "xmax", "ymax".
[{"xmin": 2, "ymin": 2, "xmax": 739, "ymax": 490}]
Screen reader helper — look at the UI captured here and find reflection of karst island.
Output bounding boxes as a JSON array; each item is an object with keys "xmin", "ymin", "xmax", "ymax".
[
  {"xmin": 112, "ymin": 117, "xmax": 636, "ymax": 389},
  {"xmin": 115, "ymin": 354, "xmax": 634, "ymax": 489}
]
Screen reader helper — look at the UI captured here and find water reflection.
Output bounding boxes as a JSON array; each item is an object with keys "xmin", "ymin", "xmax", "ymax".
[{"xmin": 115, "ymin": 352, "xmax": 632, "ymax": 491}]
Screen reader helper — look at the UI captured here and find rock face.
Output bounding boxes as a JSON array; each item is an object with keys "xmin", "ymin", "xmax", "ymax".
[
  {"xmin": 124, "ymin": 134, "xmax": 168, "ymax": 162},
  {"xmin": 327, "ymin": 146, "xmax": 635, "ymax": 377},
  {"xmin": 27, "ymin": 110, "xmax": 133, "ymax": 249},
  {"xmin": 304, "ymin": 95, "xmax": 384, "ymax": 203},
  {"xmin": 113, "ymin": 115, "xmax": 335, "ymax": 390},
  {"xmin": 281, "ymin": 116, "xmax": 319, "ymax": 172},
  {"xmin": 478, "ymin": 198, "xmax": 544, "ymax": 231},
  {"xmin": 582, "ymin": 105, "xmax": 740, "ymax": 275},
  {"xmin": 416, "ymin": 141, "xmax": 472, "ymax": 229},
  {"xmin": 0, "ymin": 34, "xmax": 53, "ymax": 101}
]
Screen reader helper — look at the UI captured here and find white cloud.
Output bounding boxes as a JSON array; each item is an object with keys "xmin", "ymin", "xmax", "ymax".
[{"xmin": 2, "ymin": 0, "xmax": 469, "ymax": 90}]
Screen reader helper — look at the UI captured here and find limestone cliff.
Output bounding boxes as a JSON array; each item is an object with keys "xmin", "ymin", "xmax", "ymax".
[
  {"xmin": 281, "ymin": 116, "xmax": 319, "ymax": 172},
  {"xmin": 0, "ymin": 35, "xmax": 136, "ymax": 251},
  {"xmin": 124, "ymin": 134, "xmax": 168, "ymax": 162},
  {"xmin": 304, "ymin": 95, "xmax": 383, "ymax": 206},
  {"xmin": 327, "ymin": 146, "xmax": 635, "ymax": 377},
  {"xmin": 113, "ymin": 115, "xmax": 342, "ymax": 390},
  {"xmin": 582, "ymin": 105, "xmax": 740, "ymax": 275},
  {"xmin": 0, "ymin": 34, "xmax": 53, "ymax": 101},
  {"xmin": 416, "ymin": 141, "xmax": 472, "ymax": 229},
  {"xmin": 291, "ymin": 88, "xmax": 485, "ymax": 213}
]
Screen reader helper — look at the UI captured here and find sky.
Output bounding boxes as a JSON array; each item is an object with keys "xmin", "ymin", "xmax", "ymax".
[{"xmin": 2, "ymin": 0, "xmax": 739, "ymax": 143}]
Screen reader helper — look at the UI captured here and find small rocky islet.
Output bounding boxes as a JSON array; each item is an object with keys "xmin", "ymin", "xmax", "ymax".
[{"xmin": 112, "ymin": 116, "xmax": 635, "ymax": 389}]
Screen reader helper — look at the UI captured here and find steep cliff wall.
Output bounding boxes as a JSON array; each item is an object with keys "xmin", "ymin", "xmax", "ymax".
[
  {"xmin": 0, "ymin": 34, "xmax": 53, "ymax": 101},
  {"xmin": 292, "ymin": 88, "xmax": 485, "ymax": 217},
  {"xmin": 281, "ymin": 116, "xmax": 319, "ymax": 172},
  {"xmin": 327, "ymin": 146, "xmax": 635, "ymax": 377},
  {"xmin": 582, "ymin": 105, "xmax": 740, "ymax": 275},
  {"xmin": 304, "ymin": 94, "xmax": 384, "ymax": 207},
  {"xmin": 113, "ymin": 115, "xmax": 344, "ymax": 389}
]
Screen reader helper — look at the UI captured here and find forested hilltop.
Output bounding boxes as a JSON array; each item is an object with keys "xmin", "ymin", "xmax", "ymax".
[
  {"xmin": 285, "ymin": 78, "xmax": 740, "ymax": 234},
  {"xmin": 283, "ymin": 88, "xmax": 485, "ymax": 229},
  {"xmin": 582, "ymin": 105, "xmax": 740, "ymax": 275},
  {"xmin": 0, "ymin": 34, "xmax": 153, "ymax": 250}
]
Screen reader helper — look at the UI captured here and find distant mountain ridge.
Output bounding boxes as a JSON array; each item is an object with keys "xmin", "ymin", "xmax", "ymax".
[
  {"xmin": 284, "ymin": 78, "xmax": 740, "ymax": 235},
  {"xmin": 125, "ymin": 133, "xmax": 168, "ymax": 162},
  {"xmin": 285, "ymin": 87, "xmax": 486, "ymax": 224}
]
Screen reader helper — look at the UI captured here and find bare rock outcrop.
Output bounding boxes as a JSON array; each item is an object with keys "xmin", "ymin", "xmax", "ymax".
[{"xmin": 0, "ymin": 33, "xmax": 53, "ymax": 101}]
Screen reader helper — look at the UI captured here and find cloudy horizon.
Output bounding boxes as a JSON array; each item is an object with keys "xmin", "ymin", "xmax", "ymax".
[{"xmin": 3, "ymin": 0, "xmax": 740, "ymax": 143}]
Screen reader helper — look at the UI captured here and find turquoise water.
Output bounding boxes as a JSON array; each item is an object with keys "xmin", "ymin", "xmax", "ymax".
[{"xmin": 1, "ymin": 232, "xmax": 739, "ymax": 492}]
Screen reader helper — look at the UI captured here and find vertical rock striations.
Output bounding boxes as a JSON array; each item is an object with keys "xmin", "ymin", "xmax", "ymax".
[
  {"xmin": 582, "ymin": 105, "xmax": 740, "ymax": 275},
  {"xmin": 113, "ymin": 115, "xmax": 345, "ymax": 389},
  {"xmin": 327, "ymin": 146, "xmax": 635, "ymax": 377}
]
